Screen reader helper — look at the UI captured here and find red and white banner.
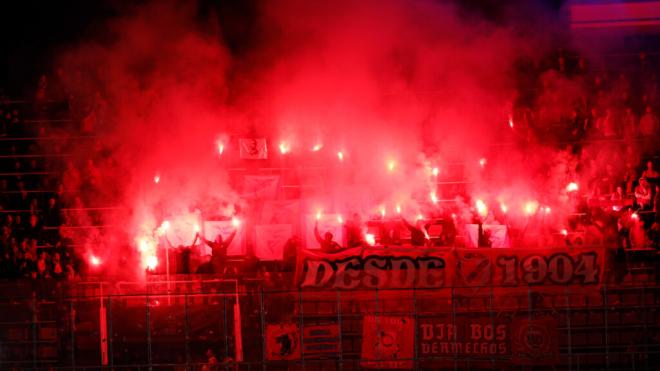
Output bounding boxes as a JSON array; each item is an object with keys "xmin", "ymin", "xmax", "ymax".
[
  {"xmin": 243, "ymin": 175, "xmax": 280, "ymax": 199},
  {"xmin": 239, "ymin": 138, "xmax": 268, "ymax": 159},
  {"xmin": 260, "ymin": 200, "xmax": 300, "ymax": 224},
  {"xmin": 255, "ymin": 224, "xmax": 292, "ymax": 260},
  {"xmin": 361, "ymin": 315, "xmax": 414, "ymax": 369},
  {"xmin": 266, "ymin": 323, "xmax": 301, "ymax": 360},
  {"xmin": 202, "ymin": 220, "xmax": 244, "ymax": 256},
  {"xmin": 465, "ymin": 224, "xmax": 510, "ymax": 248}
]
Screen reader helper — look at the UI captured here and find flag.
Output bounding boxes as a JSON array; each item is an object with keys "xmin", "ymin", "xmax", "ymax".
[
  {"xmin": 243, "ymin": 175, "xmax": 280, "ymax": 199},
  {"xmin": 361, "ymin": 315, "xmax": 414, "ymax": 369},
  {"xmin": 255, "ymin": 224, "xmax": 292, "ymax": 260},
  {"xmin": 261, "ymin": 200, "xmax": 300, "ymax": 224},
  {"xmin": 239, "ymin": 138, "xmax": 268, "ymax": 159},
  {"xmin": 465, "ymin": 224, "xmax": 510, "ymax": 248}
]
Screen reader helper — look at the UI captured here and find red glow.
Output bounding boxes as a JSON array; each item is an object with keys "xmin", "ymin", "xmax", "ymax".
[
  {"xmin": 561, "ymin": 229, "xmax": 568, "ymax": 236},
  {"xmin": 153, "ymin": 174, "xmax": 160, "ymax": 184},
  {"xmin": 432, "ymin": 167, "xmax": 439, "ymax": 177},
  {"xmin": 337, "ymin": 215, "xmax": 344, "ymax": 224},
  {"xmin": 312, "ymin": 144, "xmax": 322, "ymax": 152},
  {"xmin": 217, "ymin": 142, "xmax": 224, "ymax": 156},
  {"xmin": 479, "ymin": 158, "xmax": 487, "ymax": 167},
  {"xmin": 566, "ymin": 182, "xmax": 579, "ymax": 192},
  {"xmin": 365, "ymin": 233, "xmax": 376, "ymax": 246},
  {"xmin": 632, "ymin": 213, "xmax": 639, "ymax": 220},
  {"xmin": 337, "ymin": 151, "xmax": 344, "ymax": 161},
  {"xmin": 231, "ymin": 216, "xmax": 241, "ymax": 227}
]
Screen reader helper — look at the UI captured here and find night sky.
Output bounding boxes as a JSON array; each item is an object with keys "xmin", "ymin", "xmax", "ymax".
[{"xmin": 0, "ymin": 0, "xmax": 566, "ymax": 98}]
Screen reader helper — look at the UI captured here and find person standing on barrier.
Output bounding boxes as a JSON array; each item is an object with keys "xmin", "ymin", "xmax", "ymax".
[{"xmin": 199, "ymin": 228, "xmax": 237, "ymax": 276}]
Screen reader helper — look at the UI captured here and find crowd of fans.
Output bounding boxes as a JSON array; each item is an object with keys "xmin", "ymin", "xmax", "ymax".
[{"xmin": 1, "ymin": 50, "xmax": 659, "ymax": 283}]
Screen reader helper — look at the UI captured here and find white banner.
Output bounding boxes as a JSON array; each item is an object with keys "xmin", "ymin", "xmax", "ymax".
[
  {"xmin": 255, "ymin": 224, "xmax": 292, "ymax": 260},
  {"xmin": 202, "ymin": 220, "xmax": 244, "ymax": 256},
  {"xmin": 243, "ymin": 175, "xmax": 280, "ymax": 199},
  {"xmin": 261, "ymin": 200, "xmax": 300, "ymax": 224},
  {"xmin": 465, "ymin": 224, "xmax": 509, "ymax": 248}
]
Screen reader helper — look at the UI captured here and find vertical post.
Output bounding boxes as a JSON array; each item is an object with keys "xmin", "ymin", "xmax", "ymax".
[
  {"xmin": 640, "ymin": 284, "xmax": 648, "ymax": 370},
  {"xmin": 107, "ymin": 296, "xmax": 114, "ymax": 367},
  {"xmin": 99, "ymin": 283, "xmax": 108, "ymax": 366},
  {"xmin": 603, "ymin": 281, "xmax": 609, "ymax": 370},
  {"xmin": 234, "ymin": 282, "xmax": 244, "ymax": 362},
  {"xmin": 223, "ymin": 294, "xmax": 229, "ymax": 361},
  {"xmin": 565, "ymin": 285, "xmax": 572, "ymax": 371},
  {"xmin": 412, "ymin": 287, "xmax": 419, "ymax": 371},
  {"xmin": 31, "ymin": 293, "xmax": 37, "ymax": 369},
  {"xmin": 260, "ymin": 288, "xmax": 267, "ymax": 371},
  {"xmin": 146, "ymin": 295, "xmax": 152, "ymax": 371},
  {"xmin": 166, "ymin": 243, "xmax": 171, "ymax": 305},
  {"xmin": 298, "ymin": 289, "xmax": 305, "ymax": 371},
  {"xmin": 70, "ymin": 300, "xmax": 76, "ymax": 370},
  {"xmin": 184, "ymin": 294, "xmax": 191, "ymax": 370},
  {"xmin": 451, "ymin": 286, "xmax": 457, "ymax": 371},
  {"xmin": 336, "ymin": 290, "xmax": 343, "ymax": 369}
]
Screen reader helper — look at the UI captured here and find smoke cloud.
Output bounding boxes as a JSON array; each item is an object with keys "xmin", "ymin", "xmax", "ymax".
[{"xmin": 51, "ymin": 0, "xmax": 583, "ymax": 277}]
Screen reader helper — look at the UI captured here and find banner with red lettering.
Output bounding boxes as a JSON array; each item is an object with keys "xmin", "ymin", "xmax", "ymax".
[
  {"xmin": 296, "ymin": 246, "xmax": 606, "ymax": 290},
  {"xmin": 297, "ymin": 246, "xmax": 452, "ymax": 290},
  {"xmin": 361, "ymin": 315, "xmax": 414, "ymax": 369}
]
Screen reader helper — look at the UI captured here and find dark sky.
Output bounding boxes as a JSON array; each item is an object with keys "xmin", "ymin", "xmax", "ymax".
[{"xmin": 0, "ymin": 0, "xmax": 564, "ymax": 98}]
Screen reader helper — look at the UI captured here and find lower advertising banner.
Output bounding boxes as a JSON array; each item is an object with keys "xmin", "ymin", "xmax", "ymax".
[
  {"xmin": 266, "ymin": 323, "xmax": 301, "ymax": 361},
  {"xmin": 511, "ymin": 317, "xmax": 559, "ymax": 365},
  {"xmin": 419, "ymin": 316, "xmax": 510, "ymax": 358},
  {"xmin": 361, "ymin": 315, "xmax": 414, "ymax": 369}
]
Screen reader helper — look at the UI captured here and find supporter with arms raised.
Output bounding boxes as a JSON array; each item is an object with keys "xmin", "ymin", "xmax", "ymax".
[
  {"xmin": 314, "ymin": 220, "xmax": 342, "ymax": 253},
  {"xmin": 199, "ymin": 227, "xmax": 237, "ymax": 275},
  {"xmin": 400, "ymin": 215, "xmax": 429, "ymax": 247}
]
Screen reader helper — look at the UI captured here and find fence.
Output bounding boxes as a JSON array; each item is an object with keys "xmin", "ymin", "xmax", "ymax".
[{"xmin": 0, "ymin": 273, "xmax": 658, "ymax": 370}]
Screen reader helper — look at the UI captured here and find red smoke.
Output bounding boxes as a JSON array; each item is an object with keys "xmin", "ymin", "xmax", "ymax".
[{"xmin": 51, "ymin": 0, "xmax": 599, "ymax": 278}]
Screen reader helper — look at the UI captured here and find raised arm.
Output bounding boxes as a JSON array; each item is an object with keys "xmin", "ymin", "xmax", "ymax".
[
  {"xmin": 223, "ymin": 229, "xmax": 237, "ymax": 247},
  {"xmin": 314, "ymin": 221, "xmax": 324, "ymax": 244}
]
